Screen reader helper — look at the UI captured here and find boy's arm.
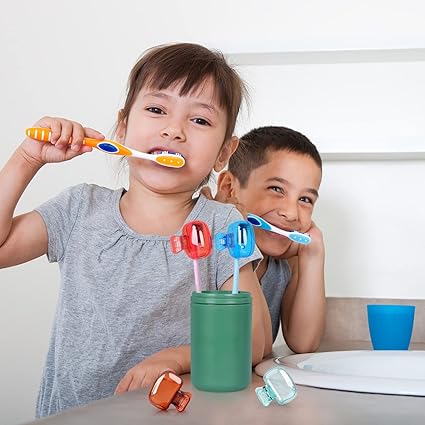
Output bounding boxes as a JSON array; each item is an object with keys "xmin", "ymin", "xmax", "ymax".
[
  {"xmin": 221, "ymin": 263, "xmax": 273, "ymax": 363},
  {"xmin": 280, "ymin": 222, "xmax": 326, "ymax": 353}
]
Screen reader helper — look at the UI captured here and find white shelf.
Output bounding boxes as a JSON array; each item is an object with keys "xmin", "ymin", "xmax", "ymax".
[
  {"xmin": 322, "ymin": 151, "xmax": 425, "ymax": 161},
  {"xmin": 227, "ymin": 48, "xmax": 425, "ymax": 66}
]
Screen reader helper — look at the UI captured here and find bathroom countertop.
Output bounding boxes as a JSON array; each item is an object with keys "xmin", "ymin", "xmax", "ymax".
[{"xmin": 26, "ymin": 342, "xmax": 425, "ymax": 425}]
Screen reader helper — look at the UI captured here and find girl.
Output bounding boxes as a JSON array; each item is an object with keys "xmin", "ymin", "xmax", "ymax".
[{"xmin": 0, "ymin": 43, "xmax": 272, "ymax": 417}]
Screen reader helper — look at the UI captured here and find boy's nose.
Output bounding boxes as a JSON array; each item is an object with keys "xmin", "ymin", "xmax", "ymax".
[
  {"xmin": 160, "ymin": 125, "xmax": 186, "ymax": 142},
  {"xmin": 277, "ymin": 202, "xmax": 298, "ymax": 222}
]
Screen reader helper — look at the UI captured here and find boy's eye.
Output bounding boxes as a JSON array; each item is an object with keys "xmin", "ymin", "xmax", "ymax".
[
  {"xmin": 192, "ymin": 117, "xmax": 210, "ymax": 126},
  {"xmin": 147, "ymin": 107, "xmax": 165, "ymax": 114}
]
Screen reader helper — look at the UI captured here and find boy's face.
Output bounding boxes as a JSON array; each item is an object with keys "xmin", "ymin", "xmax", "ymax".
[
  {"xmin": 118, "ymin": 78, "xmax": 235, "ymax": 194},
  {"xmin": 232, "ymin": 150, "xmax": 321, "ymax": 257}
]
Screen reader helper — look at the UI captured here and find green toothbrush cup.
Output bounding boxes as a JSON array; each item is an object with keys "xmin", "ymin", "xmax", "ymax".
[{"xmin": 191, "ymin": 290, "xmax": 252, "ymax": 392}]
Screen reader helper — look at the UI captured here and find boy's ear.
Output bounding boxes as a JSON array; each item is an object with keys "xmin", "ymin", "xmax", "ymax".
[
  {"xmin": 116, "ymin": 109, "xmax": 126, "ymax": 142},
  {"xmin": 217, "ymin": 170, "xmax": 238, "ymax": 199},
  {"xmin": 214, "ymin": 136, "xmax": 239, "ymax": 172}
]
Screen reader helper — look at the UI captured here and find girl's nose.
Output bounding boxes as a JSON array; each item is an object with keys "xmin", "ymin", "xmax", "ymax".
[{"xmin": 160, "ymin": 125, "xmax": 186, "ymax": 142}]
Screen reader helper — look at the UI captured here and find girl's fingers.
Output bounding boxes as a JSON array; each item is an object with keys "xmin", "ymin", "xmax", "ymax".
[
  {"xmin": 31, "ymin": 117, "xmax": 102, "ymax": 154},
  {"xmin": 69, "ymin": 122, "xmax": 86, "ymax": 152},
  {"xmin": 114, "ymin": 373, "xmax": 133, "ymax": 394},
  {"xmin": 84, "ymin": 127, "xmax": 104, "ymax": 140},
  {"xmin": 128, "ymin": 374, "xmax": 144, "ymax": 392},
  {"xmin": 55, "ymin": 119, "xmax": 74, "ymax": 149},
  {"xmin": 48, "ymin": 118, "xmax": 63, "ymax": 145}
]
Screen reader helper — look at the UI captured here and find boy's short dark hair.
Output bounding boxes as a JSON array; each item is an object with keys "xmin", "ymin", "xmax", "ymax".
[{"xmin": 228, "ymin": 126, "xmax": 322, "ymax": 187}]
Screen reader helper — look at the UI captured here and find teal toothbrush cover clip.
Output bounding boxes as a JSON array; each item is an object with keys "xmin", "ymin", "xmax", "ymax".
[
  {"xmin": 256, "ymin": 367, "xmax": 297, "ymax": 407},
  {"xmin": 214, "ymin": 220, "xmax": 255, "ymax": 258}
]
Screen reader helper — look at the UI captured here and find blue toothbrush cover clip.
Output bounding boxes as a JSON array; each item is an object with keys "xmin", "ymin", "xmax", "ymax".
[
  {"xmin": 255, "ymin": 366, "xmax": 297, "ymax": 407},
  {"xmin": 214, "ymin": 221, "xmax": 255, "ymax": 258}
]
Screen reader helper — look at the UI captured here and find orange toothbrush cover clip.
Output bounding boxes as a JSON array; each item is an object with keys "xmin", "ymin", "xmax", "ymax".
[{"xmin": 149, "ymin": 371, "xmax": 192, "ymax": 412}]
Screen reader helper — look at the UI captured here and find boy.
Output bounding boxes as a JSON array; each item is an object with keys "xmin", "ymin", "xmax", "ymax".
[{"xmin": 204, "ymin": 126, "xmax": 325, "ymax": 353}]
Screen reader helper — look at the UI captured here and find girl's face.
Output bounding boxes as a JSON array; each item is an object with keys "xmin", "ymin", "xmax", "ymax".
[{"xmin": 118, "ymin": 78, "xmax": 232, "ymax": 194}]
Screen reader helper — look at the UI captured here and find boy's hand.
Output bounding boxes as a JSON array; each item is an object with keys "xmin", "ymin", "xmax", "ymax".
[
  {"xmin": 279, "ymin": 220, "xmax": 324, "ymax": 260},
  {"xmin": 20, "ymin": 116, "xmax": 104, "ymax": 167},
  {"xmin": 200, "ymin": 186, "xmax": 248, "ymax": 217}
]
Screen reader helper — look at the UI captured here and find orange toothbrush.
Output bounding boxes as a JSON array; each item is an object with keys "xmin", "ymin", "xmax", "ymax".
[{"xmin": 25, "ymin": 127, "xmax": 185, "ymax": 169}]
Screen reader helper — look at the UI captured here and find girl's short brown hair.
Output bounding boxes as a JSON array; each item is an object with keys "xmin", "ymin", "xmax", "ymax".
[{"xmin": 119, "ymin": 43, "xmax": 246, "ymax": 142}]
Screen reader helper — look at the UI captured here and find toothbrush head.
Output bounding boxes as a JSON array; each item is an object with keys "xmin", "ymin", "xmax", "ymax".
[
  {"xmin": 153, "ymin": 151, "xmax": 185, "ymax": 168},
  {"xmin": 287, "ymin": 231, "xmax": 311, "ymax": 245}
]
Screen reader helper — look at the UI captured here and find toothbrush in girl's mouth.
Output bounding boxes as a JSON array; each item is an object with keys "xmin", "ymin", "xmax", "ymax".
[
  {"xmin": 246, "ymin": 213, "xmax": 311, "ymax": 245},
  {"xmin": 25, "ymin": 127, "xmax": 185, "ymax": 169}
]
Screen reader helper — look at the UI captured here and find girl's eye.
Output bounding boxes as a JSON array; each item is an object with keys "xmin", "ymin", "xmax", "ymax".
[
  {"xmin": 146, "ymin": 107, "xmax": 165, "ymax": 115},
  {"xmin": 269, "ymin": 186, "xmax": 284, "ymax": 194},
  {"xmin": 300, "ymin": 196, "xmax": 313, "ymax": 204},
  {"xmin": 192, "ymin": 117, "xmax": 210, "ymax": 126}
]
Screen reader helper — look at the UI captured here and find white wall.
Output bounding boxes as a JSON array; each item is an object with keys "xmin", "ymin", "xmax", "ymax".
[{"xmin": 1, "ymin": 1, "xmax": 425, "ymax": 424}]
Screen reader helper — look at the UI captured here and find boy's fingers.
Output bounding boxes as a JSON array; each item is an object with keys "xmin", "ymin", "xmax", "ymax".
[
  {"xmin": 215, "ymin": 189, "xmax": 234, "ymax": 203},
  {"xmin": 200, "ymin": 186, "xmax": 213, "ymax": 200}
]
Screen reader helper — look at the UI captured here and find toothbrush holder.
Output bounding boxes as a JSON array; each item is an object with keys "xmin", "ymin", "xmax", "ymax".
[{"xmin": 191, "ymin": 290, "xmax": 252, "ymax": 392}]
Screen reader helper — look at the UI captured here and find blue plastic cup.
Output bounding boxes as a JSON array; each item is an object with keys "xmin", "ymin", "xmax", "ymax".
[{"xmin": 367, "ymin": 304, "xmax": 415, "ymax": 350}]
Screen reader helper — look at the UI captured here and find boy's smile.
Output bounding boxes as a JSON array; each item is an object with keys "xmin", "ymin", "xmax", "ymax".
[{"xmin": 232, "ymin": 150, "xmax": 321, "ymax": 257}]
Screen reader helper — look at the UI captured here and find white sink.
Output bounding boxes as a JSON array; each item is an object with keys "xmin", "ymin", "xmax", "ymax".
[{"xmin": 254, "ymin": 351, "xmax": 425, "ymax": 396}]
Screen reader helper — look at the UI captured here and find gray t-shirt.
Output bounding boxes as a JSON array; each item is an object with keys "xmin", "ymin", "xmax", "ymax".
[
  {"xmin": 35, "ymin": 183, "xmax": 262, "ymax": 417},
  {"xmin": 260, "ymin": 257, "xmax": 292, "ymax": 342}
]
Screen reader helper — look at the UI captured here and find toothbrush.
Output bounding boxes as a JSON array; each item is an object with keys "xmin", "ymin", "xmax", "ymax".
[
  {"xmin": 170, "ymin": 221, "xmax": 212, "ymax": 293},
  {"xmin": 25, "ymin": 127, "xmax": 185, "ymax": 169},
  {"xmin": 246, "ymin": 213, "xmax": 311, "ymax": 245},
  {"xmin": 215, "ymin": 221, "xmax": 255, "ymax": 294},
  {"xmin": 191, "ymin": 224, "xmax": 205, "ymax": 294}
]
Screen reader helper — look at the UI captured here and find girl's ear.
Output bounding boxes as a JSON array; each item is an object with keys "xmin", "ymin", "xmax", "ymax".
[
  {"xmin": 116, "ymin": 109, "xmax": 126, "ymax": 142},
  {"xmin": 214, "ymin": 136, "xmax": 239, "ymax": 172},
  {"xmin": 217, "ymin": 170, "xmax": 238, "ymax": 199}
]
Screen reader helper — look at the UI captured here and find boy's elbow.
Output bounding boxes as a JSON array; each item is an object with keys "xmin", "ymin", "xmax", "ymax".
[{"xmin": 286, "ymin": 337, "xmax": 321, "ymax": 354}]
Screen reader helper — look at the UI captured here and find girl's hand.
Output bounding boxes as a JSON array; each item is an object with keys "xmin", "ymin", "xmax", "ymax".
[
  {"xmin": 115, "ymin": 357, "xmax": 182, "ymax": 394},
  {"xmin": 20, "ymin": 116, "xmax": 104, "ymax": 167}
]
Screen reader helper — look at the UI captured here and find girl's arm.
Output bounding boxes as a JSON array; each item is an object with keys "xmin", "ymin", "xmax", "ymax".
[
  {"xmin": 0, "ymin": 148, "xmax": 49, "ymax": 267},
  {"xmin": 221, "ymin": 263, "xmax": 273, "ymax": 364},
  {"xmin": 0, "ymin": 117, "xmax": 103, "ymax": 268},
  {"xmin": 280, "ymin": 224, "xmax": 326, "ymax": 353}
]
